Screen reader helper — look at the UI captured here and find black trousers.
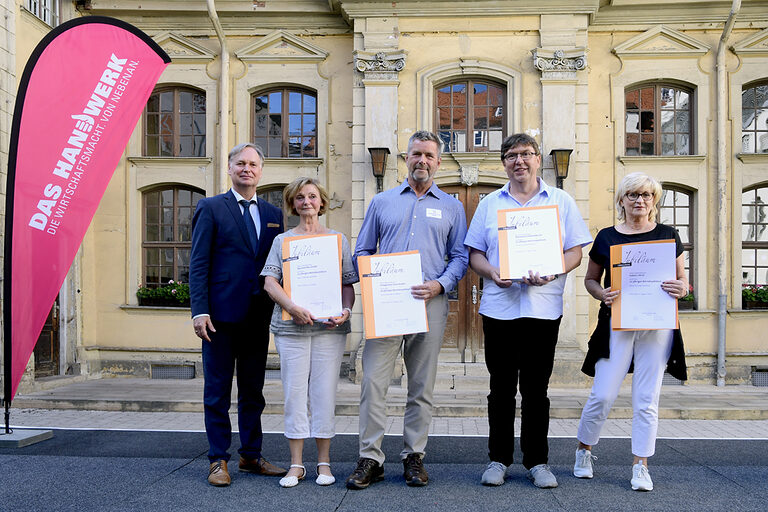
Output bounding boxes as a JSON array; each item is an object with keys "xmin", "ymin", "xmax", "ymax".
[
  {"xmin": 203, "ymin": 294, "xmax": 272, "ymax": 462},
  {"xmin": 483, "ymin": 315, "xmax": 561, "ymax": 469}
]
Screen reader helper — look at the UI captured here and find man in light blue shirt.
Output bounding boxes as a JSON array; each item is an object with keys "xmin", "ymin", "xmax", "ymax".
[
  {"xmin": 346, "ymin": 131, "xmax": 468, "ymax": 490},
  {"xmin": 464, "ymin": 133, "xmax": 592, "ymax": 489}
]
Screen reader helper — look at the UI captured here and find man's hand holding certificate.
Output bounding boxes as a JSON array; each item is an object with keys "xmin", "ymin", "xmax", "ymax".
[
  {"xmin": 281, "ymin": 233, "xmax": 343, "ymax": 321},
  {"xmin": 610, "ymin": 239, "xmax": 678, "ymax": 330},
  {"xmin": 497, "ymin": 205, "xmax": 565, "ymax": 280},
  {"xmin": 358, "ymin": 251, "xmax": 429, "ymax": 339}
]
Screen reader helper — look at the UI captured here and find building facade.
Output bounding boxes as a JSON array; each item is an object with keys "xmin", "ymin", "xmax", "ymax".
[{"xmin": 3, "ymin": 0, "xmax": 768, "ymax": 391}]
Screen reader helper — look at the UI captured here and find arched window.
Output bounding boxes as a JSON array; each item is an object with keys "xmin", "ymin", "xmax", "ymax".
[
  {"xmin": 741, "ymin": 81, "xmax": 768, "ymax": 154},
  {"xmin": 742, "ymin": 185, "xmax": 768, "ymax": 286},
  {"xmin": 26, "ymin": 0, "xmax": 59, "ymax": 26},
  {"xmin": 435, "ymin": 80, "xmax": 505, "ymax": 153},
  {"xmin": 625, "ymin": 84, "xmax": 693, "ymax": 156},
  {"xmin": 143, "ymin": 87, "xmax": 206, "ymax": 157},
  {"xmin": 252, "ymin": 88, "xmax": 317, "ymax": 158},
  {"xmin": 258, "ymin": 186, "xmax": 299, "ymax": 230},
  {"xmin": 142, "ymin": 186, "xmax": 205, "ymax": 287},
  {"xmin": 658, "ymin": 186, "xmax": 694, "ymax": 304}
]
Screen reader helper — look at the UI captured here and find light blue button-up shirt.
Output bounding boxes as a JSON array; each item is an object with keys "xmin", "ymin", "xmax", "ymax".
[
  {"xmin": 354, "ymin": 181, "xmax": 469, "ymax": 294},
  {"xmin": 464, "ymin": 178, "xmax": 592, "ymax": 320}
]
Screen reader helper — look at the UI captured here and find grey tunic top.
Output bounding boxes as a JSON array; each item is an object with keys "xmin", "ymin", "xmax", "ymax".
[{"xmin": 261, "ymin": 229, "xmax": 359, "ymax": 335}]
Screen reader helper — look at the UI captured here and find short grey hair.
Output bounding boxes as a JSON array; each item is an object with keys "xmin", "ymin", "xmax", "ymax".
[
  {"xmin": 407, "ymin": 130, "xmax": 443, "ymax": 158},
  {"xmin": 615, "ymin": 172, "xmax": 663, "ymax": 222},
  {"xmin": 228, "ymin": 143, "xmax": 265, "ymax": 166}
]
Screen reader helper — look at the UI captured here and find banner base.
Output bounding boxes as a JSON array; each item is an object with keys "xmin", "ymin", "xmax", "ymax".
[{"xmin": 0, "ymin": 428, "xmax": 53, "ymax": 448}]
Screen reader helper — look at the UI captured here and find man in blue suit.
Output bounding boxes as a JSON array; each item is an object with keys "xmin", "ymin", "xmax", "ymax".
[{"xmin": 190, "ymin": 143, "xmax": 286, "ymax": 486}]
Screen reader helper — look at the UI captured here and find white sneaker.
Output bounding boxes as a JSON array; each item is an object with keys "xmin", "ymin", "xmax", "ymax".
[
  {"xmin": 573, "ymin": 448, "xmax": 596, "ymax": 479},
  {"xmin": 527, "ymin": 463, "xmax": 558, "ymax": 488},
  {"xmin": 631, "ymin": 463, "xmax": 653, "ymax": 491},
  {"xmin": 481, "ymin": 461, "xmax": 508, "ymax": 486}
]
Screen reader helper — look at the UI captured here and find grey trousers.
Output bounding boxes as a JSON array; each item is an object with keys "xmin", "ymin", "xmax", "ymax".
[{"xmin": 358, "ymin": 294, "xmax": 448, "ymax": 464}]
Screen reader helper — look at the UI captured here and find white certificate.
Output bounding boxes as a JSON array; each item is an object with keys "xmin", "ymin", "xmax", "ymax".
[
  {"xmin": 281, "ymin": 233, "xmax": 342, "ymax": 320},
  {"xmin": 358, "ymin": 251, "xmax": 429, "ymax": 339},
  {"xmin": 497, "ymin": 205, "xmax": 565, "ymax": 280},
  {"xmin": 610, "ymin": 239, "xmax": 678, "ymax": 330}
]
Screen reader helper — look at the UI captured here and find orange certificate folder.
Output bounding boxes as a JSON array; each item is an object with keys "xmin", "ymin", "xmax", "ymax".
[
  {"xmin": 610, "ymin": 239, "xmax": 678, "ymax": 331},
  {"xmin": 281, "ymin": 233, "xmax": 342, "ymax": 321},
  {"xmin": 359, "ymin": 250, "xmax": 429, "ymax": 340},
  {"xmin": 497, "ymin": 204, "xmax": 565, "ymax": 280}
]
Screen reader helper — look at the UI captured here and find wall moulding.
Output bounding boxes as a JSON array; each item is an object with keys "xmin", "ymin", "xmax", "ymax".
[
  {"xmin": 151, "ymin": 32, "xmax": 216, "ymax": 62},
  {"xmin": 732, "ymin": 27, "xmax": 768, "ymax": 56},
  {"xmin": 235, "ymin": 30, "xmax": 329, "ymax": 63},
  {"xmin": 612, "ymin": 25, "xmax": 710, "ymax": 59}
]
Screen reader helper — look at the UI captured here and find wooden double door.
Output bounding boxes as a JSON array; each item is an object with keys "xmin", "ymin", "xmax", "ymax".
[
  {"xmin": 34, "ymin": 296, "xmax": 60, "ymax": 377},
  {"xmin": 440, "ymin": 184, "xmax": 497, "ymax": 362}
]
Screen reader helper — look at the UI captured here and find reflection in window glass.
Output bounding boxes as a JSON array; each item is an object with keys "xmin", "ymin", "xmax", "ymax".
[
  {"xmin": 742, "ymin": 186, "xmax": 768, "ymax": 286},
  {"xmin": 143, "ymin": 187, "xmax": 204, "ymax": 287},
  {"xmin": 253, "ymin": 88, "xmax": 317, "ymax": 158},
  {"xmin": 145, "ymin": 88, "xmax": 206, "ymax": 157},
  {"xmin": 436, "ymin": 80, "xmax": 505, "ymax": 153},
  {"xmin": 658, "ymin": 187, "xmax": 694, "ymax": 301},
  {"xmin": 742, "ymin": 83, "xmax": 768, "ymax": 153},
  {"xmin": 625, "ymin": 85, "xmax": 692, "ymax": 156}
]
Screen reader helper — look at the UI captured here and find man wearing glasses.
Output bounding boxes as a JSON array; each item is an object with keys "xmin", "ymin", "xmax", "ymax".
[{"xmin": 464, "ymin": 133, "xmax": 592, "ymax": 489}]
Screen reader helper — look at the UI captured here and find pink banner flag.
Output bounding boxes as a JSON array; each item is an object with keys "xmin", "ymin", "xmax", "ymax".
[{"xmin": 4, "ymin": 17, "xmax": 170, "ymax": 399}]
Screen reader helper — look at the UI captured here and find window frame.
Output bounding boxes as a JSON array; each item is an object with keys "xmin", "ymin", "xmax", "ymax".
[
  {"xmin": 142, "ymin": 186, "xmax": 205, "ymax": 288},
  {"xmin": 625, "ymin": 83, "xmax": 695, "ymax": 156},
  {"xmin": 251, "ymin": 87, "xmax": 318, "ymax": 158},
  {"xmin": 742, "ymin": 184, "xmax": 768, "ymax": 287},
  {"xmin": 658, "ymin": 185, "xmax": 695, "ymax": 304},
  {"xmin": 434, "ymin": 78, "xmax": 507, "ymax": 154},
  {"xmin": 143, "ymin": 86, "xmax": 206, "ymax": 158},
  {"xmin": 741, "ymin": 80, "xmax": 768, "ymax": 154},
  {"xmin": 257, "ymin": 185, "xmax": 299, "ymax": 230},
  {"xmin": 26, "ymin": 0, "xmax": 59, "ymax": 27}
]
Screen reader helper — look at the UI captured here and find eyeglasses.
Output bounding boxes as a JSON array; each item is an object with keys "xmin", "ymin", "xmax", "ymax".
[
  {"xmin": 626, "ymin": 192, "xmax": 654, "ymax": 202},
  {"xmin": 503, "ymin": 151, "xmax": 537, "ymax": 162}
]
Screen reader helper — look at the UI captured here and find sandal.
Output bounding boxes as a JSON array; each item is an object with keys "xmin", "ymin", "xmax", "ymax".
[
  {"xmin": 279, "ymin": 464, "xmax": 306, "ymax": 488},
  {"xmin": 315, "ymin": 462, "xmax": 335, "ymax": 486}
]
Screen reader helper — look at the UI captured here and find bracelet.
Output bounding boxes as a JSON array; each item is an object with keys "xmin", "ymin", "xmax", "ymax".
[{"xmin": 343, "ymin": 307, "xmax": 352, "ymax": 316}]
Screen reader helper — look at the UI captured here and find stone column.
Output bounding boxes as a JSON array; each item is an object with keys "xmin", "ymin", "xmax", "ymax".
[
  {"xmin": 349, "ymin": 18, "xmax": 406, "ymax": 381},
  {"xmin": 534, "ymin": 14, "xmax": 591, "ymax": 385}
]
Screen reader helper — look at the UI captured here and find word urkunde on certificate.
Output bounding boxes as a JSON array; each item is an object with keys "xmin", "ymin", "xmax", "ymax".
[
  {"xmin": 610, "ymin": 239, "xmax": 678, "ymax": 330},
  {"xmin": 497, "ymin": 205, "xmax": 565, "ymax": 280},
  {"xmin": 281, "ymin": 233, "xmax": 342, "ymax": 320},
  {"xmin": 358, "ymin": 251, "xmax": 428, "ymax": 339}
]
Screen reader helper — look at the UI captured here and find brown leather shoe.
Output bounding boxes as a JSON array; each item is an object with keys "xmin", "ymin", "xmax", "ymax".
[
  {"xmin": 238, "ymin": 456, "xmax": 288, "ymax": 476},
  {"xmin": 403, "ymin": 453, "xmax": 428, "ymax": 486},
  {"xmin": 345, "ymin": 457, "xmax": 384, "ymax": 490},
  {"xmin": 208, "ymin": 460, "xmax": 231, "ymax": 486}
]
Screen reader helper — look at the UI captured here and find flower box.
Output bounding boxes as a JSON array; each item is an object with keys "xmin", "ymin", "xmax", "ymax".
[
  {"xmin": 138, "ymin": 296, "xmax": 190, "ymax": 307},
  {"xmin": 743, "ymin": 300, "xmax": 768, "ymax": 310}
]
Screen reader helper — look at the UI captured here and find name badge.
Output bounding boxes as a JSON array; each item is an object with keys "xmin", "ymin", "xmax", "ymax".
[{"xmin": 426, "ymin": 208, "xmax": 442, "ymax": 219}]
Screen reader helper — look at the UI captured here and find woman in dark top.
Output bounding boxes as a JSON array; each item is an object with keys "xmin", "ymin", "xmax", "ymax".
[{"xmin": 573, "ymin": 173, "xmax": 688, "ymax": 492}]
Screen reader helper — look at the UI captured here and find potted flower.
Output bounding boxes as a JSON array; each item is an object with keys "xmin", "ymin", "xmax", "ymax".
[
  {"xmin": 137, "ymin": 280, "xmax": 191, "ymax": 307},
  {"xmin": 678, "ymin": 284, "xmax": 695, "ymax": 310},
  {"xmin": 742, "ymin": 284, "xmax": 768, "ymax": 310}
]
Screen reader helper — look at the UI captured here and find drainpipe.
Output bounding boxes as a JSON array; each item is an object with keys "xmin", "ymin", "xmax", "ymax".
[
  {"xmin": 206, "ymin": 0, "xmax": 229, "ymax": 194},
  {"xmin": 716, "ymin": 0, "xmax": 741, "ymax": 387}
]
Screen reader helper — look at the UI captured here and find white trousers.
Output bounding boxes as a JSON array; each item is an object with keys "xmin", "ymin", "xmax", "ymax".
[
  {"xmin": 577, "ymin": 325, "xmax": 673, "ymax": 458},
  {"xmin": 275, "ymin": 332, "xmax": 346, "ymax": 439}
]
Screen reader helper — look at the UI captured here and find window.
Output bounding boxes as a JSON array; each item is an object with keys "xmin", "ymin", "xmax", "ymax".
[
  {"xmin": 143, "ymin": 187, "xmax": 205, "ymax": 287},
  {"xmin": 436, "ymin": 80, "xmax": 505, "ymax": 153},
  {"xmin": 742, "ymin": 185, "xmax": 768, "ymax": 286},
  {"xmin": 258, "ymin": 187, "xmax": 299, "ymax": 230},
  {"xmin": 26, "ymin": 0, "xmax": 59, "ymax": 26},
  {"xmin": 252, "ymin": 88, "xmax": 317, "ymax": 158},
  {"xmin": 742, "ymin": 82, "xmax": 768, "ymax": 154},
  {"xmin": 658, "ymin": 187, "xmax": 694, "ymax": 297},
  {"xmin": 144, "ymin": 87, "xmax": 206, "ymax": 157},
  {"xmin": 625, "ymin": 84, "xmax": 692, "ymax": 156}
]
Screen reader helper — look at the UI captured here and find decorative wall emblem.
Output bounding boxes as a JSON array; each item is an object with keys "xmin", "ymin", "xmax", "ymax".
[
  {"xmin": 353, "ymin": 50, "xmax": 407, "ymax": 81},
  {"xmin": 460, "ymin": 164, "xmax": 479, "ymax": 187},
  {"xmin": 533, "ymin": 49, "xmax": 587, "ymax": 72}
]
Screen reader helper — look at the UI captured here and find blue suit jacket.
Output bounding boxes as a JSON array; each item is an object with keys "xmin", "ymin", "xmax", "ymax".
[{"xmin": 189, "ymin": 190, "xmax": 284, "ymax": 323}]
